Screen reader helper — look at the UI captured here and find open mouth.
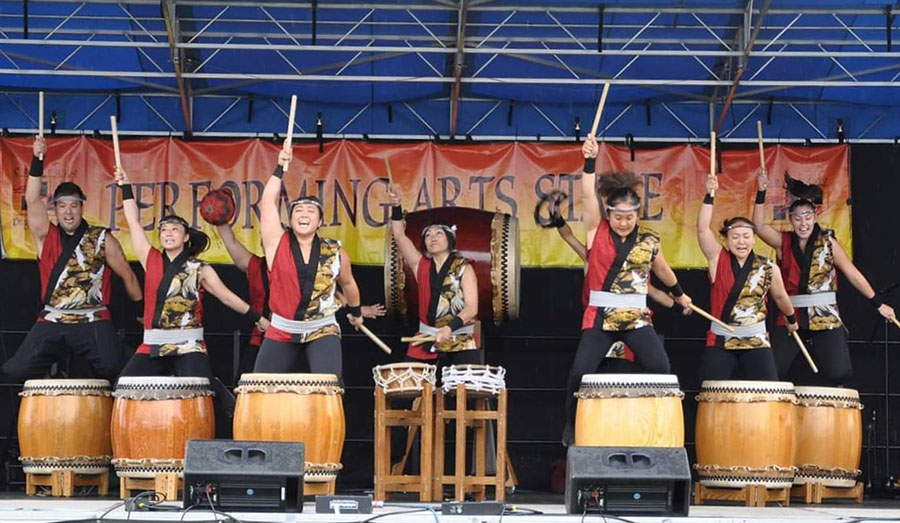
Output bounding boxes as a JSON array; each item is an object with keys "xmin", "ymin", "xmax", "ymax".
[{"xmin": 298, "ymin": 218, "xmax": 311, "ymax": 227}]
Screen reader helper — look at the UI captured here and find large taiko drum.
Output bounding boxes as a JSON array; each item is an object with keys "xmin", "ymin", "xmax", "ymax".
[
  {"xmin": 110, "ymin": 377, "xmax": 215, "ymax": 478},
  {"xmin": 695, "ymin": 380, "xmax": 797, "ymax": 488},
  {"xmin": 233, "ymin": 373, "xmax": 345, "ymax": 484},
  {"xmin": 385, "ymin": 207, "xmax": 520, "ymax": 324},
  {"xmin": 794, "ymin": 386, "xmax": 863, "ymax": 487},
  {"xmin": 17, "ymin": 379, "xmax": 113, "ymax": 474},
  {"xmin": 574, "ymin": 374, "xmax": 684, "ymax": 447}
]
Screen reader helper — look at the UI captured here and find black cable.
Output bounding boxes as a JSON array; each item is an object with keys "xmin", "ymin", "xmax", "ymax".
[
  {"xmin": 383, "ymin": 502, "xmax": 439, "ymax": 523},
  {"xmin": 96, "ymin": 500, "xmax": 128, "ymax": 520},
  {"xmin": 180, "ymin": 501, "xmax": 201, "ymax": 521},
  {"xmin": 355, "ymin": 507, "xmax": 435, "ymax": 523},
  {"xmin": 205, "ymin": 489, "xmax": 244, "ymax": 523}
]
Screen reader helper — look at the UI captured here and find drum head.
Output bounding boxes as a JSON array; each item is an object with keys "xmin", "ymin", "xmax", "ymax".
[
  {"xmin": 22, "ymin": 379, "xmax": 111, "ymax": 392},
  {"xmin": 580, "ymin": 374, "xmax": 680, "ymax": 387},
  {"xmin": 237, "ymin": 373, "xmax": 340, "ymax": 385},
  {"xmin": 116, "ymin": 376, "xmax": 210, "ymax": 389}
]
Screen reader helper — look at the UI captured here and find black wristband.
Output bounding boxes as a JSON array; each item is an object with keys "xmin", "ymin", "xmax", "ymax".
[
  {"xmin": 703, "ymin": 194, "xmax": 714, "ymax": 204},
  {"xmin": 551, "ymin": 214, "xmax": 566, "ymax": 228},
  {"xmin": 272, "ymin": 164, "xmax": 284, "ymax": 179},
  {"xmin": 870, "ymin": 295, "xmax": 884, "ymax": 309},
  {"xmin": 447, "ymin": 316, "xmax": 465, "ymax": 332},
  {"xmin": 29, "ymin": 156, "xmax": 44, "ymax": 177},
  {"xmin": 120, "ymin": 184, "xmax": 135, "ymax": 200},
  {"xmin": 667, "ymin": 282, "xmax": 684, "ymax": 297},
  {"xmin": 244, "ymin": 308, "xmax": 261, "ymax": 324},
  {"xmin": 755, "ymin": 190, "xmax": 767, "ymax": 204},
  {"xmin": 583, "ymin": 157, "xmax": 596, "ymax": 174},
  {"xmin": 786, "ymin": 313, "xmax": 797, "ymax": 324},
  {"xmin": 347, "ymin": 305, "xmax": 362, "ymax": 318},
  {"xmin": 391, "ymin": 205, "xmax": 404, "ymax": 221}
]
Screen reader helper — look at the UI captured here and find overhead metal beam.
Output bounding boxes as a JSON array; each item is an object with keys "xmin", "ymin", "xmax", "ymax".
[
  {"xmin": 449, "ymin": 0, "xmax": 468, "ymax": 137},
  {"xmin": 162, "ymin": 0, "xmax": 192, "ymax": 132}
]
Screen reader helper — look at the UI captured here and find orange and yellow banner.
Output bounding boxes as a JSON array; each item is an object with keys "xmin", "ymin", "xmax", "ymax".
[{"xmin": 1, "ymin": 137, "xmax": 850, "ymax": 268}]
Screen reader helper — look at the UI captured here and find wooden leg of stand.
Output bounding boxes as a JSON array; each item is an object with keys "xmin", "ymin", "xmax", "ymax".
[
  {"xmin": 433, "ymin": 389, "xmax": 445, "ymax": 501},
  {"xmin": 474, "ymin": 398, "xmax": 486, "ymax": 502},
  {"xmin": 374, "ymin": 387, "xmax": 387, "ymax": 501},
  {"xmin": 693, "ymin": 482, "xmax": 703, "ymax": 505},
  {"xmin": 496, "ymin": 390, "xmax": 508, "ymax": 502},
  {"xmin": 454, "ymin": 385, "xmax": 466, "ymax": 502},
  {"xmin": 99, "ymin": 471, "xmax": 109, "ymax": 496},
  {"xmin": 420, "ymin": 384, "xmax": 434, "ymax": 502}
]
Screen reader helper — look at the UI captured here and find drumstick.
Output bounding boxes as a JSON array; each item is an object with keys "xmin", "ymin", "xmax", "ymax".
[
  {"xmin": 792, "ymin": 331, "xmax": 819, "ymax": 374},
  {"xmin": 401, "ymin": 335, "xmax": 435, "ymax": 343},
  {"xmin": 890, "ymin": 317, "xmax": 900, "ymax": 331},
  {"xmin": 689, "ymin": 303, "xmax": 736, "ymax": 333},
  {"xmin": 284, "ymin": 94, "xmax": 297, "ymax": 171},
  {"xmin": 756, "ymin": 120, "xmax": 765, "ymax": 169},
  {"xmin": 110, "ymin": 115, "xmax": 123, "ymax": 186},
  {"xmin": 38, "ymin": 91, "xmax": 44, "ymax": 161},
  {"xmin": 708, "ymin": 130, "xmax": 717, "ymax": 197},
  {"xmin": 384, "ymin": 157, "xmax": 396, "ymax": 189},
  {"xmin": 589, "ymin": 83, "xmax": 610, "ymax": 138},
  {"xmin": 349, "ymin": 314, "xmax": 392, "ymax": 354}
]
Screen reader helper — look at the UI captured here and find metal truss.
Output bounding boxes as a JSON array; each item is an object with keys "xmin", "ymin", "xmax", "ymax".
[{"xmin": 0, "ymin": 1, "xmax": 898, "ymax": 139}]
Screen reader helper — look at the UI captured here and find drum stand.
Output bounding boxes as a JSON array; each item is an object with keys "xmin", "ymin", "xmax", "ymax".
[
  {"xmin": 26, "ymin": 468, "xmax": 109, "ymax": 497},
  {"xmin": 373, "ymin": 383, "xmax": 434, "ymax": 501},
  {"xmin": 694, "ymin": 482, "xmax": 791, "ymax": 507},
  {"xmin": 791, "ymin": 481, "xmax": 863, "ymax": 504},
  {"xmin": 433, "ymin": 384, "xmax": 507, "ymax": 502}
]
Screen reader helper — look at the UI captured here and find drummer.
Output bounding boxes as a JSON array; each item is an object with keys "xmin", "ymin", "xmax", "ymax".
[
  {"xmin": 387, "ymin": 187, "xmax": 482, "ymax": 367},
  {"xmin": 696, "ymin": 177, "xmax": 799, "ymax": 380}
]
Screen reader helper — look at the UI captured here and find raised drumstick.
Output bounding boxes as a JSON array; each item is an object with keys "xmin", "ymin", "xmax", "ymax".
[
  {"xmin": 384, "ymin": 157, "xmax": 396, "ymax": 189},
  {"xmin": 284, "ymin": 94, "xmax": 297, "ymax": 171},
  {"xmin": 757, "ymin": 120, "xmax": 765, "ymax": 169},
  {"xmin": 38, "ymin": 91, "xmax": 44, "ymax": 160},
  {"xmin": 708, "ymin": 130, "xmax": 717, "ymax": 197},
  {"xmin": 589, "ymin": 83, "xmax": 610, "ymax": 138},
  {"xmin": 110, "ymin": 115, "xmax": 123, "ymax": 185}
]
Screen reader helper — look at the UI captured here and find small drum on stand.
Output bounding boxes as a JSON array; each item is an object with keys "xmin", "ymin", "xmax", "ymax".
[
  {"xmin": 695, "ymin": 380, "xmax": 797, "ymax": 488},
  {"xmin": 441, "ymin": 365, "xmax": 506, "ymax": 397},
  {"xmin": 110, "ymin": 377, "xmax": 215, "ymax": 479},
  {"xmin": 574, "ymin": 374, "xmax": 685, "ymax": 447},
  {"xmin": 794, "ymin": 386, "xmax": 863, "ymax": 487},
  {"xmin": 385, "ymin": 207, "xmax": 520, "ymax": 324},
  {"xmin": 233, "ymin": 374, "xmax": 345, "ymax": 489},
  {"xmin": 373, "ymin": 363, "xmax": 437, "ymax": 398},
  {"xmin": 18, "ymin": 379, "xmax": 113, "ymax": 475}
]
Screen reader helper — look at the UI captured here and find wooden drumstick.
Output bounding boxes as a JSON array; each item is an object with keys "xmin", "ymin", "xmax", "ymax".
[
  {"xmin": 890, "ymin": 317, "xmax": 900, "ymax": 330},
  {"xmin": 401, "ymin": 335, "xmax": 435, "ymax": 343},
  {"xmin": 708, "ymin": 130, "xmax": 717, "ymax": 197},
  {"xmin": 110, "ymin": 115, "xmax": 123, "ymax": 186},
  {"xmin": 756, "ymin": 120, "xmax": 765, "ymax": 169},
  {"xmin": 349, "ymin": 314, "xmax": 392, "ymax": 354},
  {"xmin": 38, "ymin": 91, "xmax": 44, "ymax": 161},
  {"xmin": 792, "ymin": 331, "xmax": 819, "ymax": 374},
  {"xmin": 384, "ymin": 157, "xmax": 396, "ymax": 189},
  {"xmin": 589, "ymin": 83, "xmax": 610, "ymax": 138},
  {"xmin": 688, "ymin": 303, "xmax": 736, "ymax": 333},
  {"xmin": 284, "ymin": 94, "xmax": 297, "ymax": 171}
]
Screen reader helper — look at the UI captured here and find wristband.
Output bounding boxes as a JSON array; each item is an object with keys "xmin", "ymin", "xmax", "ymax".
[
  {"xmin": 667, "ymin": 282, "xmax": 684, "ymax": 297},
  {"xmin": 120, "ymin": 184, "xmax": 135, "ymax": 200},
  {"xmin": 29, "ymin": 156, "xmax": 44, "ymax": 177},
  {"xmin": 347, "ymin": 305, "xmax": 362, "ymax": 318},
  {"xmin": 447, "ymin": 316, "xmax": 465, "ymax": 332},
  {"xmin": 583, "ymin": 157, "xmax": 596, "ymax": 174},
  {"xmin": 755, "ymin": 190, "xmax": 767, "ymax": 204},
  {"xmin": 703, "ymin": 194, "xmax": 714, "ymax": 205},
  {"xmin": 786, "ymin": 313, "xmax": 797, "ymax": 324},
  {"xmin": 245, "ymin": 308, "xmax": 261, "ymax": 324},
  {"xmin": 272, "ymin": 164, "xmax": 284, "ymax": 179},
  {"xmin": 391, "ymin": 205, "xmax": 404, "ymax": 221},
  {"xmin": 870, "ymin": 295, "xmax": 884, "ymax": 309}
]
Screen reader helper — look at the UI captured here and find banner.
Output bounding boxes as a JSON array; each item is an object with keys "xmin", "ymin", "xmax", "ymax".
[{"xmin": 1, "ymin": 137, "xmax": 850, "ymax": 268}]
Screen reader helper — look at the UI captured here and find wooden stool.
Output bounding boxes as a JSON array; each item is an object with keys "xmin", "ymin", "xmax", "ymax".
[
  {"xmin": 120, "ymin": 473, "xmax": 181, "ymax": 501},
  {"xmin": 791, "ymin": 481, "xmax": 863, "ymax": 504},
  {"xmin": 25, "ymin": 469, "xmax": 109, "ymax": 497},
  {"xmin": 373, "ymin": 383, "xmax": 434, "ymax": 501},
  {"xmin": 694, "ymin": 482, "xmax": 791, "ymax": 507},
  {"xmin": 433, "ymin": 384, "xmax": 507, "ymax": 502},
  {"xmin": 304, "ymin": 480, "xmax": 336, "ymax": 496}
]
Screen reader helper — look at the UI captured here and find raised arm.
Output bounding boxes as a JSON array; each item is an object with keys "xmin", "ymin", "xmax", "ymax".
[
  {"xmin": 199, "ymin": 264, "xmax": 268, "ymax": 331},
  {"xmin": 387, "ymin": 186, "xmax": 423, "ymax": 272},
  {"xmin": 216, "ymin": 223, "xmax": 253, "ymax": 273},
  {"xmin": 25, "ymin": 137, "xmax": 50, "ymax": 250},
  {"xmin": 114, "ymin": 167, "xmax": 152, "ymax": 267},
  {"xmin": 581, "ymin": 136, "xmax": 602, "ymax": 247},
  {"xmin": 104, "ymin": 233, "xmax": 143, "ymax": 301},
  {"xmin": 768, "ymin": 264, "xmax": 799, "ymax": 333},
  {"xmin": 556, "ymin": 221, "xmax": 587, "ymax": 262},
  {"xmin": 751, "ymin": 168, "xmax": 782, "ymax": 256},
  {"xmin": 697, "ymin": 177, "xmax": 723, "ymax": 278},
  {"xmin": 261, "ymin": 148, "xmax": 292, "ymax": 267},
  {"xmin": 831, "ymin": 237, "xmax": 897, "ymax": 321}
]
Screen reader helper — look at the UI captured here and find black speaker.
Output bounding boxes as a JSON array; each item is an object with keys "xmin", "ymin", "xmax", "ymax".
[
  {"xmin": 183, "ymin": 439, "xmax": 304, "ymax": 512},
  {"xmin": 565, "ymin": 446, "xmax": 690, "ymax": 516}
]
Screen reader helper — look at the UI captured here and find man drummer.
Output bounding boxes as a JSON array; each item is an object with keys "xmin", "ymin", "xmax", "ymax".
[{"xmin": 2, "ymin": 136, "xmax": 142, "ymax": 383}]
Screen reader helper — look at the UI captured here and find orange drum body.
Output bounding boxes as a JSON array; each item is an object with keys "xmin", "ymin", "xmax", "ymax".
[
  {"xmin": 695, "ymin": 380, "xmax": 797, "ymax": 488},
  {"xmin": 574, "ymin": 374, "xmax": 684, "ymax": 447},
  {"xmin": 17, "ymin": 379, "xmax": 113, "ymax": 474},
  {"xmin": 234, "ymin": 373, "xmax": 345, "ymax": 484},
  {"xmin": 111, "ymin": 377, "xmax": 215, "ymax": 478},
  {"xmin": 794, "ymin": 386, "xmax": 863, "ymax": 487},
  {"xmin": 385, "ymin": 207, "xmax": 520, "ymax": 324}
]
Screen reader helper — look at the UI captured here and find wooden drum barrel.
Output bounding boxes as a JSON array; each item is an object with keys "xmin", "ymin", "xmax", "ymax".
[
  {"xmin": 17, "ymin": 379, "xmax": 113, "ymax": 474},
  {"xmin": 574, "ymin": 374, "xmax": 685, "ymax": 447},
  {"xmin": 233, "ymin": 373, "xmax": 345, "ymax": 483},
  {"xmin": 794, "ymin": 386, "xmax": 863, "ymax": 487},
  {"xmin": 385, "ymin": 207, "xmax": 520, "ymax": 324},
  {"xmin": 110, "ymin": 377, "xmax": 215, "ymax": 478},
  {"xmin": 695, "ymin": 380, "xmax": 797, "ymax": 488}
]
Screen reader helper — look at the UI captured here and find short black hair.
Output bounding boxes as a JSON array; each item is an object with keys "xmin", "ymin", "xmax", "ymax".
[{"xmin": 52, "ymin": 182, "xmax": 86, "ymax": 202}]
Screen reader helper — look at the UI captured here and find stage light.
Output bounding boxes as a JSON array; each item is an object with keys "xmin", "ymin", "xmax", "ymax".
[
  {"xmin": 1, "ymin": 128, "xmax": 9, "ymax": 137},
  {"xmin": 92, "ymin": 129, "xmax": 101, "ymax": 138},
  {"xmin": 507, "ymin": 100, "xmax": 514, "ymax": 126},
  {"xmin": 50, "ymin": 112, "xmax": 58, "ymax": 134},
  {"xmin": 836, "ymin": 119, "xmax": 845, "ymax": 144},
  {"xmin": 625, "ymin": 133, "xmax": 635, "ymax": 161},
  {"xmin": 466, "ymin": 133, "xmax": 473, "ymax": 142},
  {"xmin": 804, "ymin": 138, "xmax": 812, "ymax": 147},
  {"xmin": 574, "ymin": 117, "xmax": 581, "ymax": 142},
  {"xmin": 316, "ymin": 112, "xmax": 324, "ymax": 153},
  {"xmin": 362, "ymin": 133, "xmax": 370, "ymax": 141}
]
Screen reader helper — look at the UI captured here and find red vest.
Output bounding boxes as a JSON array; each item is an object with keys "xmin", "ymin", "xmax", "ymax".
[
  {"xmin": 581, "ymin": 221, "xmax": 618, "ymax": 330},
  {"xmin": 38, "ymin": 224, "xmax": 112, "ymax": 322},
  {"xmin": 247, "ymin": 254, "xmax": 268, "ymax": 346},
  {"xmin": 136, "ymin": 248, "xmax": 205, "ymax": 355},
  {"xmin": 706, "ymin": 250, "xmax": 735, "ymax": 346}
]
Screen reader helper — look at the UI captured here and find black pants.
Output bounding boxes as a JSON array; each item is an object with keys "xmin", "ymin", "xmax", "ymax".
[
  {"xmin": 772, "ymin": 326, "xmax": 851, "ymax": 386},
  {"xmin": 563, "ymin": 326, "xmax": 670, "ymax": 445},
  {"xmin": 699, "ymin": 346, "xmax": 779, "ymax": 381},
  {"xmin": 119, "ymin": 352, "xmax": 236, "ymax": 438},
  {"xmin": 2, "ymin": 320, "xmax": 124, "ymax": 383},
  {"xmin": 254, "ymin": 335, "xmax": 343, "ymax": 382}
]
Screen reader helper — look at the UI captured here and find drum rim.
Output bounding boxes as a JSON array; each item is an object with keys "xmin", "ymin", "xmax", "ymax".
[
  {"xmin": 238, "ymin": 373, "xmax": 339, "ymax": 383},
  {"xmin": 115, "ymin": 376, "xmax": 210, "ymax": 388},
  {"xmin": 23, "ymin": 379, "xmax": 111, "ymax": 389},
  {"xmin": 580, "ymin": 373, "xmax": 680, "ymax": 386},
  {"xmin": 700, "ymin": 380, "xmax": 795, "ymax": 390},
  {"xmin": 374, "ymin": 362, "xmax": 436, "ymax": 371},
  {"xmin": 794, "ymin": 386, "xmax": 859, "ymax": 399},
  {"xmin": 443, "ymin": 364, "xmax": 504, "ymax": 373}
]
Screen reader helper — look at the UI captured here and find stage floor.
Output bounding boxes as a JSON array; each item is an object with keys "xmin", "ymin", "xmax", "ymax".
[{"xmin": 1, "ymin": 492, "xmax": 899, "ymax": 523}]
